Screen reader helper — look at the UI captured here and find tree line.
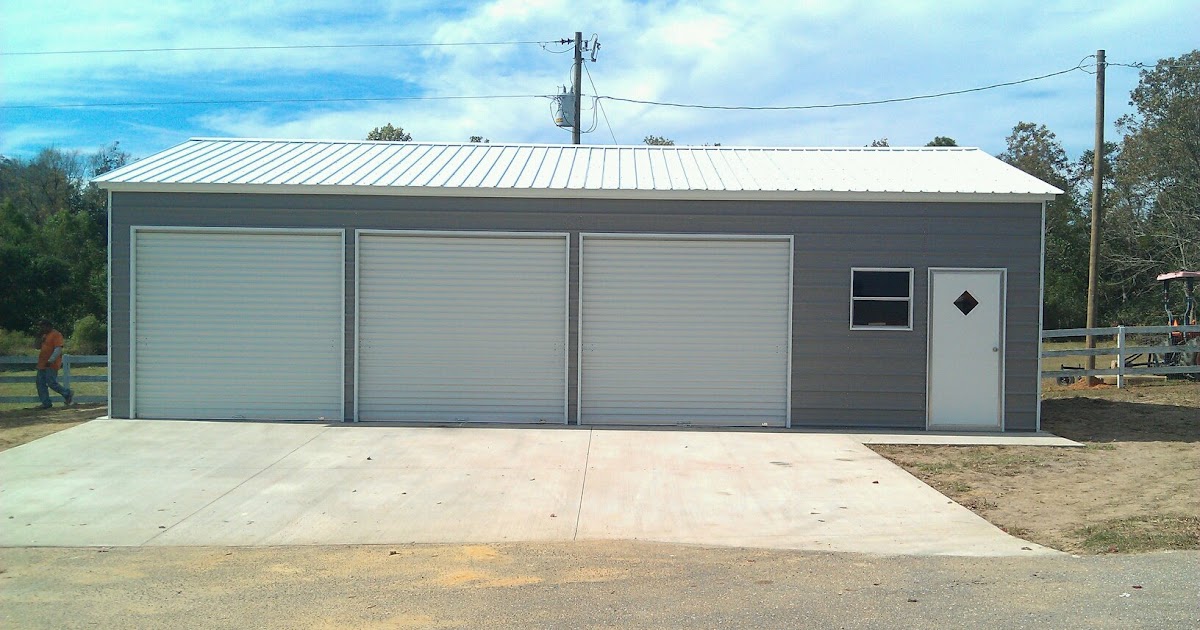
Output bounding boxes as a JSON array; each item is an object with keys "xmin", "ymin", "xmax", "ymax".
[
  {"xmin": 0, "ymin": 143, "xmax": 127, "ymax": 353},
  {"xmin": 1, "ymin": 51, "xmax": 1195, "ymax": 353}
]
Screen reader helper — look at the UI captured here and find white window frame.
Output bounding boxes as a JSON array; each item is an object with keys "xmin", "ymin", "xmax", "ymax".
[{"xmin": 850, "ymin": 267, "xmax": 914, "ymax": 331}]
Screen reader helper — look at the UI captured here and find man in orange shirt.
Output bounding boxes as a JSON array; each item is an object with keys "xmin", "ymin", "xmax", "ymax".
[{"xmin": 36, "ymin": 319, "xmax": 74, "ymax": 409}]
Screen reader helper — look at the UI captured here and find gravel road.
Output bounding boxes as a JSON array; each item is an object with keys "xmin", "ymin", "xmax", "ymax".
[{"xmin": 2, "ymin": 542, "xmax": 1196, "ymax": 629}]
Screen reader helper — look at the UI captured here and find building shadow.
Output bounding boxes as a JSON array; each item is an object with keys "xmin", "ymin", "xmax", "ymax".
[{"xmin": 1041, "ymin": 397, "xmax": 1199, "ymax": 443}]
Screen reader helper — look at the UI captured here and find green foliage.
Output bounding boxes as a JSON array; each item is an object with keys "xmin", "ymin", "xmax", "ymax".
[
  {"xmin": 643, "ymin": 135, "xmax": 675, "ymax": 146},
  {"xmin": 0, "ymin": 329, "xmax": 36, "ymax": 356},
  {"xmin": 0, "ymin": 145, "xmax": 122, "ymax": 333},
  {"xmin": 998, "ymin": 122, "xmax": 1090, "ymax": 328},
  {"xmin": 926, "ymin": 136, "xmax": 958, "ymax": 147},
  {"xmin": 867, "ymin": 137, "xmax": 890, "ymax": 147},
  {"xmin": 468, "ymin": 136, "xmax": 489, "ymax": 143},
  {"xmin": 366, "ymin": 123, "xmax": 412, "ymax": 141},
  {"xmin": 68, "ymin": 315, "xmax": 106, "ymax": 355},
  {"xmin": 1103, "ymin": 50, "xmax": 1200, "ymax": 323}
]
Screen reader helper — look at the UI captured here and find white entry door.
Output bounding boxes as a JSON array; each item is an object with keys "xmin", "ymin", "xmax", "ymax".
[{"xmin": 927, "ymin": 269, "xmax": 1004, "ymax": 430}]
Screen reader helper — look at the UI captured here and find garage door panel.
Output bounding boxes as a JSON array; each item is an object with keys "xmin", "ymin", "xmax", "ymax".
[
  {"xmin": 133, "ymin": 230, "xmax": 344, "ymax": 420},
  {"xmin": 581, "ymin": 236, "xmax": 791, "ymax": 427},
  {"xmin": 357, "ymin": 233, "xmax": 567, "ymax": 423}
]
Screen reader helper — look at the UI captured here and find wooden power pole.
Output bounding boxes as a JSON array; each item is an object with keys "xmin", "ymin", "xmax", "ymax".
[
  {"xmin": 1085, "ymin": 49, "xmax": 1105, "ymax": 381},
  {"xmin": 572, "ymin": 31, "xmax": 583, "ymax": 145}
]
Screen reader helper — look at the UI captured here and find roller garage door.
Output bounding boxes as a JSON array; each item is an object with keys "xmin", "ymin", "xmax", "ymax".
[
  {"xmin": 356, "ymin": 232, "xmax": 568, "ymax": 422},
  {"xmin": 579, "ymin": 235, "xmax": 792, "ymax": 426},
  {"xmin": 132, "ymin": 229, "xmax": 345, "ymax": 420}
]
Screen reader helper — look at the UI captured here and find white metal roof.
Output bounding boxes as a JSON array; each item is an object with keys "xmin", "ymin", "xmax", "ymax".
[{"xmin": 95, "ymin": 138, "xmax": 1062, "ymax": 202}]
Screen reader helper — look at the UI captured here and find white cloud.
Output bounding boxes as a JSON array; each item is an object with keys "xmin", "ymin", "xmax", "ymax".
[{"xmin": 1, "ymin": 0, "xmax": 1196, "ymax": 157}]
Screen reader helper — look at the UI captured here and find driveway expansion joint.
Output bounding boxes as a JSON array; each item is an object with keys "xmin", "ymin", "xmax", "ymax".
[
  {"xmin": 139, "ymin": 425, "xmax": 332, "ymax": 545},
  {"xmin": 573, "ymin": 429, "xmax": 594, "ymax": 541}
]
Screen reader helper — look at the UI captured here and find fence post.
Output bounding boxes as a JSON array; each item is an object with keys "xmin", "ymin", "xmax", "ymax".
[
  {"xmin": 1116, "ymin": 326, "xmax": 1125, "ymax": 389},
  {"xmin": 62, "ymin": 355, "xmax": 72, "ymax": 393}
]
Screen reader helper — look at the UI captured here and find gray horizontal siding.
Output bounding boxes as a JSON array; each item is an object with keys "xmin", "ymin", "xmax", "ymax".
[{"xmin": 109, "ymin": 192, "xmax": 1042, "ymax": 430}]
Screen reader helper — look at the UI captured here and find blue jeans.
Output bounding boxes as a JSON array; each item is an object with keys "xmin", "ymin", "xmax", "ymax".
[{"xmin": 36, "ymin": 368, "xmax": 72, "ymax": 407}]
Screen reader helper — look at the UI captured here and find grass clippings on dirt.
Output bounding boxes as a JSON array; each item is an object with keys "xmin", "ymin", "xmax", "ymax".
[
  {"xmin": 1073, "ymin": 515, "xmax": 1200, "ymax": 554},
  {"xmin": 871, "ymin": 381, "xmax": 1200, "ymax": 554}
]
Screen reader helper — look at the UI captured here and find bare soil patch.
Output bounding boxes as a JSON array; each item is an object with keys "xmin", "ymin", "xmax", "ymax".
[
  {"xmin": 0, "ymin": 404, "xmax": 106, "ymax": 452},
  {"xmin": 872, "ymin": 382, "xmax": 1200, "ymax": 554}
]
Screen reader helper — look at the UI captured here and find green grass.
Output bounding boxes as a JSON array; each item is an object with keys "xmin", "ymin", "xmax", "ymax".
[
  {"xmin": 0, "ymin": 365, "xmax": 107, "ymax": 411},
  {"xmin": 1041, "ymin": 339, "xmax": 1120, "ymax": 370},
  {"xmin": 953, "ymin": 448, "xmax": 1057, "ymax": 476},
  {"xmin": 1073, "ymin": 515, "xmax": 1200, "ymax": 554},
  {"xmin": 944, "ymin": 480, "xmax": 973, "ymax": 494}
]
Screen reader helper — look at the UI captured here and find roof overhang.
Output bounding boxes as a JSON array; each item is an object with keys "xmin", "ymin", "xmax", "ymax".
[{"xmin": 100, "ymin": 181, "xmax": 1058, "ymax": 204}]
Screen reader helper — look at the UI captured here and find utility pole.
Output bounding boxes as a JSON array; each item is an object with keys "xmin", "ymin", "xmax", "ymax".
[
  {"xmin": 572, "ymin": 31, "xmax": 583, "ymax": 145},
  {"xmin": 1085, "ymin": 49, "xmax": 1105, "ymax": 382}
]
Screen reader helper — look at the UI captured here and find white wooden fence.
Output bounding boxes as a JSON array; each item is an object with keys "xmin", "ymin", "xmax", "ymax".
[
  {"xmin": 1041, "ymin": 325, "xmax": 1200, "ymax": 388},
  {"xmin": 2, "ymin": 331, "xmax": 1195, "ymax": 406},
  {"xmin": 0, "ymin": 355, "xmax": 108, "ymax": 404}
]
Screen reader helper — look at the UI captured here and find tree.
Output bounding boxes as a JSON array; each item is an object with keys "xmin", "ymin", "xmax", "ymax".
[
  {"xmin": 468, "ymin": 136, "xmax": 489, "ymax": 143},
  {"xmin": 867, "ymin": 138, "xmax": 890, "ymax": 147},
  {"xmin": 925, "ymin": 136, "xmax": 958, "ymax": 147},
  {"xmin": 998, "ymin": 122, "xmax": 1089, "ymax": 328},
  {"xmin": 643, "ymin": 135, "xmax": 674, "ymax": 146},
  {"xmin": 0, "ymin": 146, "xmax": 117, "ymax": 333},
  {"xmin": 89, "ymin": 141, "xmax": 130, "ymax": 177},
  {"xmin": 1103, "ymin": 50, "xmax": 1200, "ymax": 323},
  {"xmin": 366, "ymin": 124, "xmax": 412, "ymax": 142}
]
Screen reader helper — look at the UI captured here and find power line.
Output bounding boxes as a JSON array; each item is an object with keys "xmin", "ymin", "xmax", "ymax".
[
  {"xmin": 596, "ymin": 64, "xmax": 1088, "ymax": 111},
  {"xmin": 1082, "ymin": 59, "xmax": 1198, "ymax": 74},
  {"xmin": 1, "ymin": 94, "xmax": 550, "ymax": 110},
  {"xmin": 0, "ymin": 40, "xmax": 555, "ymax": 56},
  {"xmin": 7, "ymin": 58, "xmax": 1130, "ymax": 113},
  {"xmin": 583, "ymin": 63, "xmax": 618, "ymax": 145}
]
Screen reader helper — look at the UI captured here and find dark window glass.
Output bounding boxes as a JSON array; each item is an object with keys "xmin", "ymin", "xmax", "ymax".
[
  {"xmin": 852, "ymin": 300, "xmax": 910, "ymax": 327},
  {"xmin": 853, "ymin": 271, "xmax": 910, "ymax": 298},
  {"xmin": 954, "ymin": 291, "xmax": 980, "ymax": 315}
]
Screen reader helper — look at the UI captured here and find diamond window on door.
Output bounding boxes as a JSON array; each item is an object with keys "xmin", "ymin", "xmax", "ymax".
[{"xmin": 954, "ymin": 291, "xmax": 979, "ymax": 315}]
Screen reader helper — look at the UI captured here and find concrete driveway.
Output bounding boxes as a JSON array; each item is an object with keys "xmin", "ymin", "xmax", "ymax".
[{"xmin": 0, "ymin": 419, "xmax": 1056, "ymax": 556}]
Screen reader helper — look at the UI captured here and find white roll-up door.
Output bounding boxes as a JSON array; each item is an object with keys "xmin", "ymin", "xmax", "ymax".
[
  {"xmin": 580, "ymin": 235, "xmax": 792, "ymax": 426},
  {"xmin": 132, "ymin": 229, "xmax": 345, "ymax": 420},
  {"xmin": 357, "ymin": 232, "xmax": 568, "ymax": 423}
]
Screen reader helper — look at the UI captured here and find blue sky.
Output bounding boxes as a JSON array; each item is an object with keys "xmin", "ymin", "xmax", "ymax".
[{"xmin": 2, "ymin": 0, "xmax": 1195, "ymax": 161}]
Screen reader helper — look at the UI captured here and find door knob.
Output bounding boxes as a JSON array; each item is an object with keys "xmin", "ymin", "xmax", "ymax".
[{"xmin": 992, "ymin": 347, "xmax": 999, "ymax": 352}]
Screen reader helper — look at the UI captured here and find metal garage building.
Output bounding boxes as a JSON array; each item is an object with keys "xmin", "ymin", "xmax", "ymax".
[{"xmin": 97, "ymin": 139, "xmax": 1059, "ymax": 431}]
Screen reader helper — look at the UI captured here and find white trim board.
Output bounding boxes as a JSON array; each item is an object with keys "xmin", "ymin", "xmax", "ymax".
[
  {"xmin": 99, "ymin": 181, "xmax": 1057, "ymax": 204},
  {"xmin": 1036, "ymin": 201, "xmax": 1047, "ymax": 432}
]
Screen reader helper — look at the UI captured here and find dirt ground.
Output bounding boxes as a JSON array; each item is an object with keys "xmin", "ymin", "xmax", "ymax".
[
  {"xmin": 872, "ymin": 381, "xmax": 1200, "ymax": 554},
  {"xmin": 0, "ymin": 404, "xmax": 106, "ymax": 452}
]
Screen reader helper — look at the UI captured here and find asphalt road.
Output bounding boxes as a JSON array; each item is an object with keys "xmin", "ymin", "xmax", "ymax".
[{"xmin": 2, "ymin": 542, "xmax": 1196, "ymax": 629}]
